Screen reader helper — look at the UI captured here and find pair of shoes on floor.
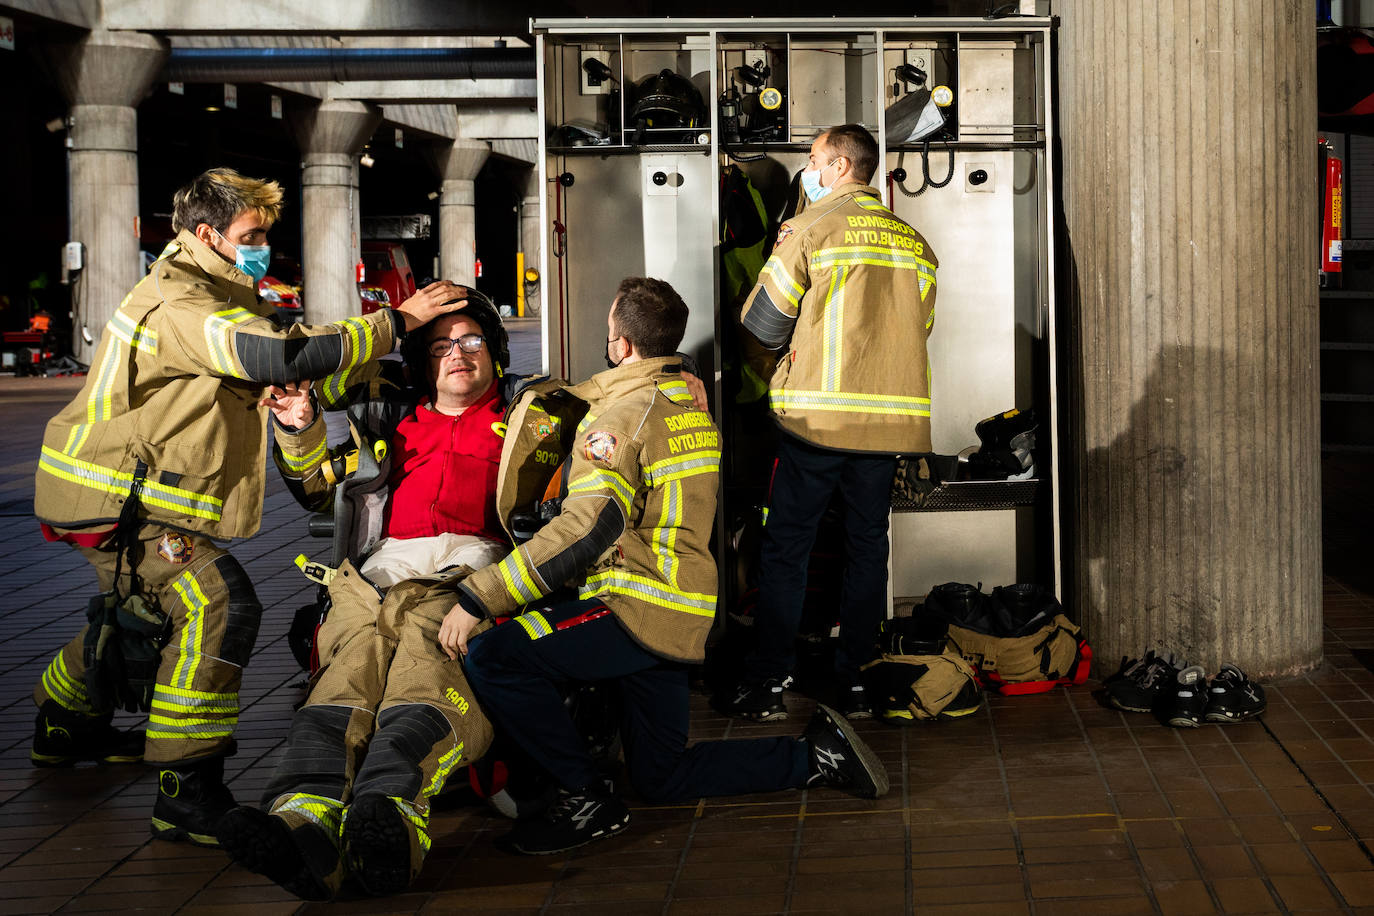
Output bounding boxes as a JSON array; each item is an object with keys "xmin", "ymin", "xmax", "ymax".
[
  {"xmin": 716, "ymin": 676, "xmax": 875, "ymax": 722},
  {"xmin": 1103, "ymin": 651, "xmax": 1265, "ymax": 726},
  {"xmin": 1166, "ymin": 664, "xmax": 1267, "ymax": 727}
]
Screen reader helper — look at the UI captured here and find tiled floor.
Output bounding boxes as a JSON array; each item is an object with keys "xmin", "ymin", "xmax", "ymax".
[{"xmin": 4, "ymin": 354, "xmax": 1374, "ymax": 913}]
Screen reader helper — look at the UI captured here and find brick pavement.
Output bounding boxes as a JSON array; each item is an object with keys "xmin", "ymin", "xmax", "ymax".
[{"xmin": 3, "ymin": 334, "xmax": 1374, "ymax": 914}]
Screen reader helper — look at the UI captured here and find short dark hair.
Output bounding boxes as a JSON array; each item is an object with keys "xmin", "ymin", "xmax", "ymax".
[
  {"xmin": 171, "ymin": 167, "xmax": 284, "ymax": 234},
  {"xmin": 821, "ymin": 124, "xmax": 879, "ymax": 184},
  {"xmin": 612, "ymin": 277, "xmax": 689, "ymax": 358}
]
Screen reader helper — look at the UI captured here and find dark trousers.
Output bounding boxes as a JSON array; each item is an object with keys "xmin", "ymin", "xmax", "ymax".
[
  {"xmin": 749, "ymin": 432, "xmax": 896, "ymax": 683},
  {"xmin": 464, "ymin": 598, "xmax": 810, "ymax": 803}
]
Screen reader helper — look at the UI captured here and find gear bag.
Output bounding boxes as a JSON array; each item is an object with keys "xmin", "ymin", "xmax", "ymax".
[
  {"xmin": 83, "ymin": 590, "xmax": 171, "ymax": 713},
  {"xmin": 861, "ymin": 615, "xmax": 982, "ymax": 722},
  {"xmin": 920, "ymin": 582, "xmax": 1091, "ymax": 695}
]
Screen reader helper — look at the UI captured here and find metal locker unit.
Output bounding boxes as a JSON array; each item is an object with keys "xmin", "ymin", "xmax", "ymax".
[{"xmin": 531, "ymin": 16, "xmax": 1061, "ymax": 609}]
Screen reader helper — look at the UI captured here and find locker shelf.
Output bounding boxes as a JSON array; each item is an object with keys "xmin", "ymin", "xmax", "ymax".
[{"xmin": 892, "ymin": 478, "xmax": 1041, "ymax": 513}]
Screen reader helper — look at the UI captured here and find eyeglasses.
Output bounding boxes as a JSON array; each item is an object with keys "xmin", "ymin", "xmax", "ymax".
[{"xmin": 428, "ymin": 333, "xmax": 485, "ymax": 357}]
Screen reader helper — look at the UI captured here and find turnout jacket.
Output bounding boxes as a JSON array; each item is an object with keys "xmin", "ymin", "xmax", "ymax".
[
  {"xmin": 457, "ymin": 357, "xmax": 720, "ymax": 664},
  {"xmin": 35, "ymin": 229, "xmax": 405, "ymax": 539},
  {"xmin": 739, "ymin": 181, "xmax": 938, "ymax": 454}
]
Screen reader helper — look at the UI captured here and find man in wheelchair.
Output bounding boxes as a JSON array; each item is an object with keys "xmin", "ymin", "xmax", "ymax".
[{"xmin": 215, "ymin": 293, "xmax": 528, "ymax": 899}]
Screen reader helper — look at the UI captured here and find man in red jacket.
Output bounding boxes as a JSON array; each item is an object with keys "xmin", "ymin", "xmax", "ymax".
[{"xmin": 269, "ymin": 301, "xmax": 511, "ymax": 586}]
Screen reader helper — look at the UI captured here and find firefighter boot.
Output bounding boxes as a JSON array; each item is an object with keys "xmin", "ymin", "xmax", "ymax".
[
  {"xmin": 30, "ymin": 700, "xmax": 144, "ymax": 767},
  {"xmin": 342, "ymin": 795, "xmax": 429, "ymax": 896},
  {"xmin": 217, "ymin": 802, "xmax": 344, "ymax": 901},
  {"xmin": 151, "ymin": 756, "xmax": 237, "ymax": 847}
]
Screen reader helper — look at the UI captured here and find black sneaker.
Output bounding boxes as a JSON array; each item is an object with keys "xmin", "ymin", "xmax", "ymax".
[
  {"xmin": 717, "ymin": 676, "xmax": 793, "ymax": 721},
  {"xmin": 1102, "ymin": 650, "xmax": 1180, "ymax": 713},
  {"xmin": 498, "ymin": 788, "xmax": 630, "ymax": 856},
  {"xmin": 837, "ymin": 684, "xmax": 874, "ymax": 720},
  {"xmin": 804, "ymin": 703, "xmax": 889, "ymax": 798},
  {"xmin": 216, "ymin": 806, "xmax": 334, "ymax": 901},
  {"xmin": 1163, "ymin": 665, "xmax": 1209, "ymax": 728},
  {"xmin": 343, "ymin": 795, "xmax": 417, "ymax": 896},
  {"xmin": 151, "ymin": 757, "xmax": 236, "ymax": 847},
  {"xmin": 30, "ymin": 701, "xmax": 144, "ymax": 767},
  {"xmin": 1204, "ymin": 664, "xmax": 1266, "ymax": 724}
]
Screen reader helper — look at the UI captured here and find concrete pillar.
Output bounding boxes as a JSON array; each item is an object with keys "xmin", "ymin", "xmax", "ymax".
[
  {"xmin": 47, "ymin": 29, "xmax": 167, "ymax": 364},
  {"xmin": 1058, "ymin": 1, "xmax": 1321, "ymax": 676},
  {"xmin": 427, "ymin": 139, "xmax": 490, "ymax": 285},
  {"xmin": 291, "ymin": 100, "xmax": 381, "ymax": 324},
  {"xmin": 520, "ymin": 166, "xmax": 543, "ymax": 317}
]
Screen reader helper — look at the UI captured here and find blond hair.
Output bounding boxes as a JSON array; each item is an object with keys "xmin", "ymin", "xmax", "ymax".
[{"xmin": 171, "ymin": 168, "xmax": 284, "ymax": 233}]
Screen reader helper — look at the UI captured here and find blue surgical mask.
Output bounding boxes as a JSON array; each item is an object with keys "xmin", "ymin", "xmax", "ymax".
[
  {"xmin": 213, "ymin": 228, "xmax": 272, "ymax": 283},
  {"xmin": 801, "ymin": 158, "xmax": 840, "ymax": 202}
]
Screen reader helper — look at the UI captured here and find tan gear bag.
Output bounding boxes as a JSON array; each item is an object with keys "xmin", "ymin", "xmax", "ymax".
[{"xmin": 861, "ymin": 648, "xmax": 982, "ymax": 724}]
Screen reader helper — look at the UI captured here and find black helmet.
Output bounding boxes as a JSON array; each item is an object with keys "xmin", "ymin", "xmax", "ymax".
[
  {"xmin": 629, "ymin": 69, "xmax": 705, "ymax": 129},
  {"xmin": 402, "ymin": 287, "xmax": 510, "ymax": 381}
]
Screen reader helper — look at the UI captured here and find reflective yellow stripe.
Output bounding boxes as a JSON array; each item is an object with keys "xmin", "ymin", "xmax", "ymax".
[
  {"xmin": 424, "ymin": 741, "xmax": 466, "ymax": 798},
  {"xmin": 568, "ymin": 469, "xmax": 635, "ymax": 515},
  {"xmin": 514, "ymin": 610, "xmax": 553, "ymax": 640},
  {"xmin": 41, "ymin": 652, "xmax": 87, "ymax": 710},
  {"xmin": 391, "ymin": 797, "xmax": 431, "ymax": 854},
  {"xmin": 276, "ymin": 794, "xmax": 346, "ymax": 838},
  {"xmin": 811, "ymin": 246, "xmax": 936, "ymax": 273},
  {"xmin": 855, "ymin": 196, "xmax": 890, "ymax": 212},
  {"xmin": 918, "ymin": 261, "xmax": 937, "ymax": 304},
  {"xmin": 39, "ymin": 446, "xmax": 224, "ymax": 521},
  {"xmin": 654, "ymin": 479, "xmax": 682, "ymax": 585},
  {"xmin": 338, "ymin": 317, "xmax": 374, "ymax": 369},
  {"xmin": 645, "ymin": 450, "xmax": 721, "ymax": 484},
  {"xmin": 278, "ymin": 437, "xmax": 327, "ymax": 473},
  {"xmin": 769, "ymin": 388, "xmax": 931, "ymax": 417},
  {"xmin": 821, "ymin": 266, "xmax": 848, "ymax": 392},
  {"xmin": 85, "ymin": 337, "xmax": 120, "ymax": 424},
  {"xmin": 108, "ymin": 310, "xmax": 158, "ymax": 355},
  {"xmin": 203, "ymin": 308, "xmax": 257, "ymax": 378},
  {"xmin": 580, "ymin": 569, "xmax": 716, "ymax": 618},
  {"xmin": 658, "ymin": 379, "xmax": 694, "ymax": 404},
  {"xmin": 154, "ymin": 684, "xmax": 239, "ymax": 703},
  {"xmin": 760, "ymin": 255, "xmax": 805, "ymax": 307},
  {"xmin": 171, "ymin": 571, "xmax": 210, "ymax": 688},
  {"xmin": 498, "ymin": 550, "xmax": 542, "ymax": 605}
]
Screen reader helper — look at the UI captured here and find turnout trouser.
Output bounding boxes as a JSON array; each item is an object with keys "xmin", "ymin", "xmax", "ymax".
[
  {"xmin": 748, "ymin": 433, "xmax": 897, "ymax": 683},
  {"xmin": 34, "ymin": 526, "xmax": 264, "ymax": 764},
  {"xmin": 262, "ymin": 562, "xmax": 494, "ymax": 890},
  {"xmin": 465, "ymin": 597, "xmax": 810, "ymax": 803}
]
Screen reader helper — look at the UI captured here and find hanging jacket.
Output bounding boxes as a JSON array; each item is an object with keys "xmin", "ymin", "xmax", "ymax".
[
  {"xmin": 739, "ymin": 181, "xmax": 938, "ymax": 454},
  {"xmin": 457, "ymin": 357, "xmax": 721, "ymax": 664},
  {"xmin": 35, "ymin": 229, "xmax": 406, "ymax": 539}
]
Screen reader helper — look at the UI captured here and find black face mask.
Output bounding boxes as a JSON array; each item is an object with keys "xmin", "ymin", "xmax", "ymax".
[{"xmin": 605, "ymin": 336, "xmax": 623, "ymax": 370}]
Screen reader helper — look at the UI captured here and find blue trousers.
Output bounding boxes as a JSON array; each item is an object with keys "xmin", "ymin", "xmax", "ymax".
[
  {"xmin": 748, "ymin": 432, "xmax": 896, "ymax": 683},
  {"xmin": 464, "ymin": 598, "xmax": 810, "ymax": 802}
]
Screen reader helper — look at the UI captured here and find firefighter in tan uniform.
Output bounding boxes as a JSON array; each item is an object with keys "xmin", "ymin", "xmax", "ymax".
[
  {"xmin": 721, "ymin": 124, "xmax": 939, "ymax": 722},
  {"xmin": 440, "ymin": 277, "xmax": 890, "ymax": 857},
  {"xmin": 29, "ymin": 167, "xmax": 469, "ymax": 847}
]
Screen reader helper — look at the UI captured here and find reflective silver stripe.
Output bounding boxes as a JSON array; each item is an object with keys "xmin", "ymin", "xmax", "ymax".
[
  {"xmin": 203, "ymin": 308, "xmax": 257, "ymax": 378},
  {"xmin": 498, "ymin": 550, "xmax": 542, "ymax": 605},
  {"xmin": 645, "ymin": 450, "xmax": 721, "ymax": 485}
]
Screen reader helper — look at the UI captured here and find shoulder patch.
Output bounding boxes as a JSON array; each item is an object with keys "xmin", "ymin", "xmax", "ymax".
[
  {"xmin": 583, "ymin": 430, "xmax": 618, "ymax": 463},
  {"xmin": 775, "ymin": 222, "xmax": 796, "ymax": 246}
]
